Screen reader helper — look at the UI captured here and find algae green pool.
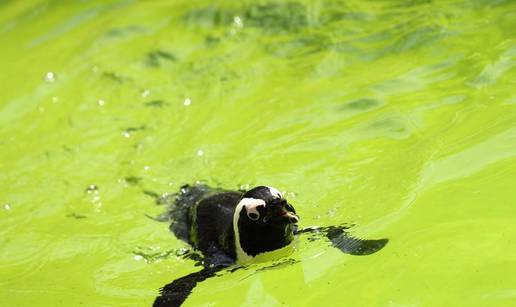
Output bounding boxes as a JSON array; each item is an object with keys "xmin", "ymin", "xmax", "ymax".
[{"xmin": 1, "ymin": 0, "xmax": 516, "ymax": 306}]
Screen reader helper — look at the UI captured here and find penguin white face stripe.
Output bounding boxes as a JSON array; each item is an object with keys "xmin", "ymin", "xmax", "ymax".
[
  {"xmin": 241, "ymin": 198, "xmax": 266, "ymax": 215},
  {"xmin": 233, "ymin": 198, "xmax": 265, "ymax": 262},
  {"xmin": 267, "ymin": 186, "xmax": 282, "ymax": 199}
]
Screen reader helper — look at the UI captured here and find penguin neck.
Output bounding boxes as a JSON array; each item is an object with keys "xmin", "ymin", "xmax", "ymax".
[
  {"xmin": 233, "ymin": 200, "xmax": 293, "ymax": 262},
  {"xmin": 238, "ymin": 222, "xmax": 293, "ymax": 257},
  {"xmin": 233, "ymin": 200, "xmax": 252, "ymax": 263}
]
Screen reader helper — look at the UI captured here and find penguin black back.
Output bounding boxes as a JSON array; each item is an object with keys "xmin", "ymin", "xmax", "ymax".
[{"xmin": 167, "ymin": 184, "xmax": 243, "ymax": 263}]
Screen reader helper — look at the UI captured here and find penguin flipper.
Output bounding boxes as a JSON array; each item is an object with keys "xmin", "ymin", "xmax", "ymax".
[
  {"xmin": 153, "ymin": 266, "xmax": 221, "ymax": 307},
  {"xmin": 296, "ymin": 225, "xmax": 388, "ymax": 256},
  {"xmin": 325, "ymin": 226, "xmax": 388, "ymax": 255}
]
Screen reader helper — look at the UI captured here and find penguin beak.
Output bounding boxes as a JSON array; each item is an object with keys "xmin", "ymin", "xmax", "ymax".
[
  {"xmin": 263, "ymin": 201, "xmax": 299, "ymax": 224},
  {"xmin": 282, "ymin": 211, "xmax": 299, "ymax": 224}
]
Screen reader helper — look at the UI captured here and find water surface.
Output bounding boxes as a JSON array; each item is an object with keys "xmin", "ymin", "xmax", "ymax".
[{"xmin": 1, "ymin": 0, "xmax": 516, "ymax": 306}]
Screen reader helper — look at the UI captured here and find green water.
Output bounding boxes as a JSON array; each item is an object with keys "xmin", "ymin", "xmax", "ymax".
[{"xmin": 1, "ymin": 0, "xmax": 516, "ymax": 306}]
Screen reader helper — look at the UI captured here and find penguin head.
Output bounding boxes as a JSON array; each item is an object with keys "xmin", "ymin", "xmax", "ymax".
[
  {"xmin": 241, "ymin": 186, "xmax": 299, "ymax": 225},
  {"xmin": 233, "ymin": 186, "xmax": 299, "ymax": 259}
]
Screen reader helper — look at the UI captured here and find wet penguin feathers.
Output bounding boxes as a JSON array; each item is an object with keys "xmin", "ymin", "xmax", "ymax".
[{"xmin": 167, "ymin": 184, "xmax": 299, "ymax": 263}]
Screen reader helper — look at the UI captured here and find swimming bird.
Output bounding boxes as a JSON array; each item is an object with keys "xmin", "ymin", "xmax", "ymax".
[{"xmin": 151, "ymin": 184, "xmax": 388, "ymax": 307}]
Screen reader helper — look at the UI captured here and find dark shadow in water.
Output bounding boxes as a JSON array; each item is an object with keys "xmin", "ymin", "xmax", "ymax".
[
  {"xmin": 125, "ymin": 176, "xmax": 143, "ymax": 186},
  {"xmin": 340, "ymin": 98, "xmax": 381, "ymax": 112},
  {"xmin": 66, "ymin": 212, "xmax": 87, "ymax": 219},
  {"xmin": 145, "ymin": 100, "xmax": 169, "ymax": 108},
  {"xmin": 101, "ymin": 71, "xmax": 128, "ymax": 83},
  {"xmin": 143, "ymin": 190, "xmax": 160, "ymax": 199},
  {"xmin": 146, "ymin": 50, "xmax": 177, "ymax": 68},
  {"xmin": 183, "ymin": 2, "xmax": 308, "ymax": 32},
  {"xmin": 123, "ymin": 125, "xmax": 146, "ymax": 133},
  {"xmin": 154, "ymin": 266, "xmax": 222, "ymax": 307},
  {"xmin": 105, "ymin": 25, "xmax": 145, "ymax": 37}
]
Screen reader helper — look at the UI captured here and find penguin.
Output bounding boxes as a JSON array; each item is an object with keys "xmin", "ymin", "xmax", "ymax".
[{"xmin": 151, "ymin": 184, "xmax": 388, "ymax": 307}]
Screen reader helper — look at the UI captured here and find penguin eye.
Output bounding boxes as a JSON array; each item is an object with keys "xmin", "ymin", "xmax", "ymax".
[
  {"xmin": 248, "ymin": 212, "xmax": 260, "ymax": 221},
  {"xmin": 246, "ymin": 205, "xmax": 262, "ymax": 221}
]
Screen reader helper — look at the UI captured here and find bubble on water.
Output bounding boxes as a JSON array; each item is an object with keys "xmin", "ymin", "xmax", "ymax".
[
  {"xmin": 197, "ymin": 149, "xmax": 204, "ymax": 156},
  {"xmin": 141, "ymin": 89, "xmax": 150, "ymax": 97},
  {"xmin": 183, "ymin": 98, "xmax": 191, "ymax": 106},
  {"xmin": 143, "ymin": 165, "xmax": 150, "ymax": 171},
  {"xmin": 122, "ymin": 131, "xmax": 131, "ymax": 138},
  {"xmin": 85, "ymin": 185, "xmax": 102, "ymax": 211},
  {"xmin": 229, "ymin": 16, "xmax": 244, "ymax": 36},
  {"xmin": 91, "ymin": 66, "xmax": 99, "ymax": 73},
  {"xmin": 134, "ymin": 255, "xmax": 143, "ymax": 261},
  {"xmin": 85, "ymin": 184, "xmax": 99, "ymax": 193},
  {"xmin": 44, "ymin": 71, "xmax": 56, "ymax": 83},
  {"xmin": 97, "ymin": 99, "xmax": 105, "ymax": 106},
  {"xmin": 160, "ymin": 192, "xmax": 171, "ymax": 199},
  {"xmin": 233, "ymin": 16, "xmax": 244, "ymax": 28},
  {"xmin": 4, "ymin": 203, "xmax": 11, "ymax": 210},
  {"xmin": 177, "ymin": 247, "xmax": 189, "ymax": 255},
  {"xmin": 52, "ymin": 96, "xmax": 59, "ymax": 103},
  {"xmin": 91, "ymin": 196, "xmax": 102, "ymax": 211},
  {"xmin": 327, "ymin": 208, "xmax": 337, "ymax": 217}
]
